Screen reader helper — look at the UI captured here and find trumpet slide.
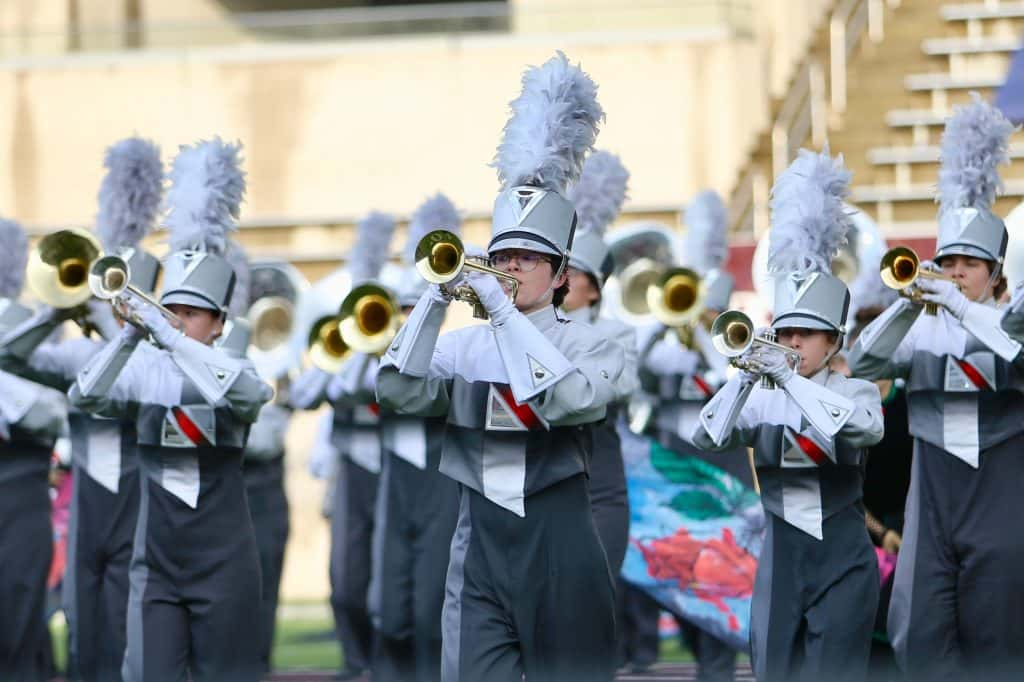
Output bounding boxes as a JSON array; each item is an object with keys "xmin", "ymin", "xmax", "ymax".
[
  {"xmin": 415, "ymin": 229, "xmax": 519, "ymax": 320},
  {"xmin": 710, "ymin": 310, "xmax": 800, "ymax": 390}
]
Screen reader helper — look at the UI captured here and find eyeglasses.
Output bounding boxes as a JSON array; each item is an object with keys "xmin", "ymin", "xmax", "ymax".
[{"xmin": 490, "ymin": 251, "xmax": 547, "ymax": 273}]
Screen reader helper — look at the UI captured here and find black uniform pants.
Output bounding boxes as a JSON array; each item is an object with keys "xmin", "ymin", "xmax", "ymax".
[
  {"xmin": 442, "ymin": 473, "xmax": 615, "ymax": 682},
  {"xmin": 370, "ymin": 453, "xmax": 459, "ymax": 682},
  {"xmin": 123, "ymin": 455, "xmax": 262, "ymax": 682},
  {"xmin": 750, "ymin": 505, "xmax": 878, "ymax": 682},
  {"xmin": 65, "ymin": 465, "xmax": 139, "ymax": 682},
  {"xmin": 244, "ymin": 457, "xmax": 290, "ymax": 673},
  {"xmin": 0, "ymin": 466, "xmax": 52, "ymax": 682},
  {"xmin": 330, "ymin": 456, "xmax": 378, "ymax": 674},
  {"xmin": 889, "ymin": 437, "xmax": 1024, "ymax": 682}
]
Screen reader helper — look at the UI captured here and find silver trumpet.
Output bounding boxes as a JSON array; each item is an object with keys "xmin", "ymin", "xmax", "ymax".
[
  {"xmin": 89, "ymin": 255, "xmax": 183, "ymax": 343},
  {"xmin": 710, "ymin": 310, "xmax": 800, "ymax": 390},
  {"xmin": 415, "ymin": 229, "xmax": 519, "ymax": 320}
]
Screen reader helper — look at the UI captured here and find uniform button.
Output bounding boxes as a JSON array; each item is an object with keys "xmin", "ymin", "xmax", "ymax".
[
  {"xmin": 216, "ymin": 371, "xmax": 226, "ymax": 380},
  {"xmin": 600, "ymin": 370, "xmax": 609, "ymax": 379},
  {"xmin": 534, "ymin": 371, "xmax": 545, "ymax": 379},
  {"xmin": 706, "ymin": 411, "xmax": 714, "ymax": 419},
  {"xmin": 830, "ymin": 409, "xmax": 840, "ymax": 417}
]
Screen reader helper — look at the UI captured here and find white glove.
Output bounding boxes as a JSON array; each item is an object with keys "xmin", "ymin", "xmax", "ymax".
[
  {"xmin": 428, "ymin": 283, "xmax": 453, "ymax": 305},
  {"xmin": 124, "ymin": 296, "xmax": 183, "ymax": 350},
  {"xmin": 467, "ymin": 271, "xmax": 515, "ymax": 323},
  {"xmin": 917, "ymin": 277, "xmax": 968, "ymax": 319},
  {"xmin": 645, "ymin": 340, "xmax": 700, "ymax": 377},
  {"xmin": 739, "ymin": 345, "xmax": 794, "ymax": 385},
  {"xmin": 308, "ymin": 412, "xmax": 339, "ymax": 480},
  {"xmin": 85, "ymin": 299, "xmax": 122, "ymax": 340}
]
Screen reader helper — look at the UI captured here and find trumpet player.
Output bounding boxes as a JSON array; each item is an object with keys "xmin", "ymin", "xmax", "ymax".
[
  {"xmin": 70, "ymin": 139, "xmax": 272, "ymax": 681},
  {"xmin": 561, "ymin": 150, "xmax": 637, "ymax": 580},
  {"xmin": 378, "ymin": 52, "xmax": 623, "ymax": 682},
  {"xmin": 0, "ymin": 137, "xmax": 164, "ymax": 682},
  {"xmin": 632, "ymin": 190, "xmax": 747, "ymax": 682},
  {"xmin": 290, "ymin": 211, "xmax": 396, "ymax": 681},
  {"xmin": 0, "ymin": 218, "xmax": 69, "ymax": 682},
  {"xmin": 848, "ymin": 96, "xmax": 1024, "ymax": 682},
  {"xmin": 368, "ymin": 194, "xmax": 461, "ymax": 682},
  {"xmin": 694, "ymin": 149, "xmax": 883, "ymax": 682}
]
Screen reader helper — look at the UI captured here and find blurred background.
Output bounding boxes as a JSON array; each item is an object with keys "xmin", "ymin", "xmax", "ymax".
[{"xmin": 7, "ymin": 0, "xmax": 1024, "ymax": 669}]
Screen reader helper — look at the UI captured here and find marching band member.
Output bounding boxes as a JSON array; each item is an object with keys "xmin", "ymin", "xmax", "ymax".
[
  {"xmin": 378, "ymin": 52, "xmax": 624, "ymax": 682},
  {"xmin": 0, "ymin": 137, "xmax": 164, "ymax": 681},
  {"xmin": 693, "ymin": 148, "xmax": 883, "ymax": 682},
  {"xmin": 561, "ymin": 150, "xmax": 638, "ymax": 579},
  {"xmin": 70, "ymin": 138, "xmax": 272, "ymax": 680},
  {"xmin": 634, "ymin": 190, "xmax": 748, "ymax": 681},
  {"xmin": 290, "ymin": 211, "xmax": 396, "ymax": 681},
  {"xmin": 368, "ymin": 194, "xmax": 462, "ymax": 682},
  {"xmin": 0, "ymin": 219, "xmax": 69, "ymax": 681},
  {"xmin": 849, "ymin": 95, "xmax": 1024, "ymax": 682}
]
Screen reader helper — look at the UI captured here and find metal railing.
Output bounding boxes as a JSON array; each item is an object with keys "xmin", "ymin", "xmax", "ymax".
[{"xmin": 730, "ymin": 0, "xmax": 898, "ymax": 236}]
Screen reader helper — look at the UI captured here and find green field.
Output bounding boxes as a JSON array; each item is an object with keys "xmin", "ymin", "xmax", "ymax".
[{"xmin": 51, "ymin": 608, "xmax": 705, "ymax": 672}]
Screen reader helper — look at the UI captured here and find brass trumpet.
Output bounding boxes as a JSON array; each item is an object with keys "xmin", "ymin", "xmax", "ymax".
[
  {"xmin": 710, "ymin": 310, "xmax": 800, "ymax": 390},
  {"xmin": 880, "ymin": 246, "xmax": 958, "ymax": 316},
  {"xmin": 415, "ymin": 229, "xmax": 520, "ymax": 320},
  {"xmin": 26, "ymin": 228, "xmax": 102, "ymax": 309},
  {"xmin": 88, "ymin": 255, "xmax": 183, "ymax": 341},
  {"xmin": 338, "ymin": 283, "xmax": 400, "ymax": 355},
  {"xmin": 308, "ymin": 314, "xmax": 350, "ymax": 373}
]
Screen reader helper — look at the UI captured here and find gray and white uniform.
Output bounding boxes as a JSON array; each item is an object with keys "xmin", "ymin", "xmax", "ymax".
[
  {"xmin": 692, "ymin": 368, "xmax": 883, "ymax": 682},
  {"xmin": 849, "ymin": 296, "xmax": 1024, "ymax": 680},
  {"xmin": 70, "ymin": 328, "xmax": 271, "ymax": 681},
  {"xmin": 291, "ymin": 353, "xmax": 381, "ymax": 676},
  {"xmin": 0, "ymin": 308, "xmax": 138, "ymax": 682},
  {"xmin": 378, "ymin": 292, "xmax": 625, "ymax": 682},
  {"xmin": 0, "ymin": 366, "xmax": 67, "ymax": 681},
  {"xmin": 242, "ymin": 402, "xmax": 291, "ymax": 673}
]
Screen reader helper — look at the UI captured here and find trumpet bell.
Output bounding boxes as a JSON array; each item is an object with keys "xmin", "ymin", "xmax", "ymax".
[
  {"xmin": 618, "ymin": 258, "xmax": 662, "ymax": 318},
  {"xmin": 308, "ymin": 315, "xmax": 349, "ymax": 373},
  {"xmin": 339, "ymin": 284, "xmax": 400, "ymax": 355},
  {"xmin": 710, "ymin": 310, "xmax": 755, "ymax": 358},
  {"xmin": 248, "ymin": 296, "xmax": 294, "ymax": 353},
  {"xmin": 27, "ymin": 228, "xmax": 103, "ymax": 308},
  {"xmin": 89, "ymin": 255, "xmax": 131, "ymax": 300},
  {"xmin": 416, "ymin": 230, "xmax": 465, "ymax": 285},
  {"xmin": 646, "ymin": 267, "xmax": 702, "ymax": 327},
  {"xmin": 880, "ymin": 246, "xmax": 920, "ymax": 290}
]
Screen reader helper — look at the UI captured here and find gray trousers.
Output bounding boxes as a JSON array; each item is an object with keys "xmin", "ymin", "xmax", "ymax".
[
  {"xmin": 64, "ymin": 464, "xmax": 139, "ymax": 682},
  {"xmin": 330, "ymin": 456, "xmax": 379, "ymax": 674},
  {"xmin": 244, "ymin": 457, "xmax": 290, "ymax": 673},
  {"xmin": 751, "ymin": 505, "xmax": 878, "ymax": 682},
  {"xmin": 889, "ymin": 436, "xmax": 1024, "ymax": 682},
  {"xmin": 442, "ymin": 474, "xmax": 616, "ymax": 682},
  {"xmin": 0, "ymin": 455, "xmax": 52, "ymax": 682},
  {"xmin": 369, "ymin": 452, "xmax": 459, "ymax": 682},
  {"xmin": 123, "ymin": 451, "xmax": 262, "ymax": 682}
]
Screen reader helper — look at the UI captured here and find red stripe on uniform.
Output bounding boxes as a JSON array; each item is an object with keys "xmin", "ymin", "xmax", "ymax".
[
  {"xmin": 956, "ymin": 360, "xmax": 991, "ymax": 391},
  {"xmin": 171, "ymin": 407, "xmax": 210, "ymax": 447},
  {"xmin": 794, "ymin": 434, "xmax": 828, "ymax": 466},
  {"xmin": 495, "ymin": 384, "xmax": 542, "ymax": 430},
  {"xmin": 368, "ymin": 403, "xmax": 381, "ymax": 417},
  {"xmin": 693, "ymin": 375, "xmax": 713, "ymax": 398}
]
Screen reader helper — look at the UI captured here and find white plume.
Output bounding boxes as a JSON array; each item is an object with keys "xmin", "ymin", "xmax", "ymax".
[
  {"xmin": 683, "ymin": 190, "xmax": 729, "ymax": 273},
  {"xmin": 96, "ymin": 137, "xmax": 164, "ymax": 252},
  {"xmin": 938, "ymin": 92, "xmax": 1015, "ymax": 214},
  {"xmin": 493, "ymin": 51, "xmax": 605, "ymax": 194},
  {"xmin": 404, "ymin": 194, "xmax": 461, "ymax": 266},
  {"xmin": 224, "ymin": 240, "xmax": 251, "ymax": 318},
  {"xmin": 350, "ymin": 211, "xmax": 396, "ymax": 283},
  {"xmin": 0, "ymin": 219, "xmax": 28, "ymax": 299},
  {"xmin": 567, "ymin": 150, "xmax": 629, "ymax": 238},
  {"xmin": 164, "ymin": 137, "xmax": 245, "ymax": 256},
  {"xmin": 768, "ymin": 146, "xmax": 853, "ymax": 279}
]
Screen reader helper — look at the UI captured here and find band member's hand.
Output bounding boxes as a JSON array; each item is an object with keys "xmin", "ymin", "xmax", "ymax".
[
  {"xmin": 125, "ymin": 297, "xmax": 182, "ymax": 350},
  {"xmin": 467, "ymin": 271, "xmax": 514, "ymax": 321},
  {"xmin": 917, "ymin": 278, "xmax": 968, "ymax": 319},
  {"xmin": 85, "ymin": 299, "xmax": 122, "ymax": 340},
  {"xmin": 757, "ymin": 346, "xmax": 795, "ymax": 385},
  {"xmin": 882, "ymin": 529, "xmax": 901, "ymax": 554}
]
